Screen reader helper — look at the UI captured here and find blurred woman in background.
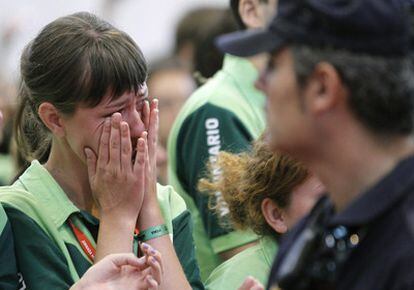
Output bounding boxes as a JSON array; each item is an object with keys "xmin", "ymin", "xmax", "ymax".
[{"xmin": 199, "ymin": 137, "xmax": 325, "ymax": 289}]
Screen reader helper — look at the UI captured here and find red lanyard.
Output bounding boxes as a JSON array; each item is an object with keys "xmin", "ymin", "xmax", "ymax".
[
  {"xmin": 68, "ymin": 219, "xmax": 96, "ymax": 262},
  {"xmin": 68, "ymin": 219, "xmax": 141, "ymax": 262}
]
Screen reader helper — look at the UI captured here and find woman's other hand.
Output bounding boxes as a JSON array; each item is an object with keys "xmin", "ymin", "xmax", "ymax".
[{"xmin": 71, "ymin": 253, "xmax": 161, "ymax": 290}]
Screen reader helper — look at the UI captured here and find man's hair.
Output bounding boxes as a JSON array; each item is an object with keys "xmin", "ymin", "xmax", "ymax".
[
  {"xmin": 230, "ymin": 0, "xmax": 268, "ymax": 30},
  {"xmin": 291, "ymin": 45, "xmax": 414, "ymax": 136}
]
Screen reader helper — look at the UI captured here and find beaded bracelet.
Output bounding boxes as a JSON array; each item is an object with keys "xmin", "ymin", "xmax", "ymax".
[{"xmin": 138, "ymin": 224, "xmax": 169, "ymax": 242}]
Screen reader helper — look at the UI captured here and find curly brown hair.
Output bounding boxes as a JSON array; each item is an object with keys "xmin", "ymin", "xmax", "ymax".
[{"xmin": 198, "ymin": 138, "xmax": 309, "ymax": 237}]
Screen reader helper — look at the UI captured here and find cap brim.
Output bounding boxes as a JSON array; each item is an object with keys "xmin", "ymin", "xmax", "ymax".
[{"xmin": 216, "ymin": 28, "xmax": 285, "ymax": 57}]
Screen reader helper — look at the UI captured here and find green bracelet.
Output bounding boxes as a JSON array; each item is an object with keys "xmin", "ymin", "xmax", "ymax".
[{"xmin": 138, "ymin": 224, "xmax": 169, "ymax": 242}]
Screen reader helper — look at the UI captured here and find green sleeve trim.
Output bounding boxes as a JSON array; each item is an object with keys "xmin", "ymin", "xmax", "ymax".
[
  {"xmin": 211, "ymin": 229, "xmax": 259, "ymax": 254},
  {"xmin": 172, "ymin": 210, "xmax": 205, "ymax": 290},
  {"xmin": 156, "ymin": 183, "xmax": 187, "ymax": 237},
  {"xmin": 0, "ymin": 205, "xmax": 7, "ymax": 232}
]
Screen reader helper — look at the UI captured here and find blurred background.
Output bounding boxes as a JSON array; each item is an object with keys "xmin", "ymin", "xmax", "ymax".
[
  {"xmin": 0, "ymin": 0, "xmax": 230, "ymax": 80},
  {"xmin": 0, "ymin": 0, "xmax": 239, "ymax": 185}
]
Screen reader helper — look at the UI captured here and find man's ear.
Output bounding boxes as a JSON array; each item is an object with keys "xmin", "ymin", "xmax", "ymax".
[
  {"xmin": 38, "ymin": 102, "xmax": 65, "ymax": 137},
  {"xmin": 239, "ymin": 0, "xmax": 265, "ymax": 28},
  {"xmin": 304, "ymin": 62, "xmax": 347, "ymax": 116},
  {"xmin": 261, "ymin": 198, "xmax": 288, "ymax": 234}
]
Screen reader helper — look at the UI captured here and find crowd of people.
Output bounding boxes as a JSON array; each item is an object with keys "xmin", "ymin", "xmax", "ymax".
[{"xmin": 0, "ymin": 0, "xmax": 413, "ymax": 289}]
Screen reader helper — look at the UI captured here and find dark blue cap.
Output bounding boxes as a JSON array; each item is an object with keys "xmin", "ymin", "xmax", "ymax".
[{"xmin": 217, "ymin": 0, "xmax": 411, "ymax": 57}]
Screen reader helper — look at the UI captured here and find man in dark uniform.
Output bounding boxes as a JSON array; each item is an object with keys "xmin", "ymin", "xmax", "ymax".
[{"xmin": 217, "ymin": 0, "xmax": 414, "ymax": 289}]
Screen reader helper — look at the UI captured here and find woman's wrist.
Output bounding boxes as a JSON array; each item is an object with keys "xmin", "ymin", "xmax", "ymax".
[
  {"xmin": 137, "ymin": 200, "xmax": 164, "ymax": 230},
  {"xmin": 100, "ymin": 211, "xmax": 136, "ymax": 233},
  {"xmin": 100, "ymin": 206, "xmax": 138, "ymax": 226}
]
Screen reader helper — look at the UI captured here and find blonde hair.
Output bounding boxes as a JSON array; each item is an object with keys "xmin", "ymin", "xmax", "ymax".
[{"xmin": 199, "ymin": 138, "xmax": 309, "ymax": 237}]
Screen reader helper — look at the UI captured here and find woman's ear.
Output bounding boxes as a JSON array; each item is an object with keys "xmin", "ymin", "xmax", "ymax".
[
  {"xmin": 38, "ymin": 102, "xmax": 65, "ymax": 137},
  {"xmin": 261, "ymin": 197, "xmax": 288, "ymax": 234}
]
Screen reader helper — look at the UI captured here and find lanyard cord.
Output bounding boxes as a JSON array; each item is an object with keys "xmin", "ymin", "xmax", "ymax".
[
  {"xmin": 68, "ymin": 219, "xmax": 96, "ymax": 262},
  {"xmin": 68, "ymin": 218, "xmax": 141, "ymax": 263}
]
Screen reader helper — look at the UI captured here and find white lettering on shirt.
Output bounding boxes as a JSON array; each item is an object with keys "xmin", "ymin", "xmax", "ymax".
[
  {"xmin": 205, "ymin": 118, "xmax": 229, "ymax": 217},
  {"xmin": 18, "ymin": 273, "xmax": 27, "ymax": 290}
]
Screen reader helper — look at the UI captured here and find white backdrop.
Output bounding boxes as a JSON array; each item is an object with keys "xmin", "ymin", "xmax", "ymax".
[{"xmin": 0, "ymin": 0, "xmax": 228, "ymax": 81}]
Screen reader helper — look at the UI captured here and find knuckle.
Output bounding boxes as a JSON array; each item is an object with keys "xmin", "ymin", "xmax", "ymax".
[
  {"xmin": 111, "ymin": 139, "xmax": 119, "ymax": 149},
  {"xmin": 122, "ymin": 146, "xmax": 131, "ymax": 155}
]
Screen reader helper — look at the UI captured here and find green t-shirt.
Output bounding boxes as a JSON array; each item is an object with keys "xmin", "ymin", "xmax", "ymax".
[
  {"xmin": 0, "ymin": 205, "xmax": 19, "ymax": 290},
  {"xmin": 205, "ymin": 236, "xmax": 278, "ymax": 290},
  {"xmin": 0, "ymin": 160, "xmax": 203, "ymax": 290},
  {"xmin": 168, "ymin": 54, "xmax": 266, "ymax": 280}
]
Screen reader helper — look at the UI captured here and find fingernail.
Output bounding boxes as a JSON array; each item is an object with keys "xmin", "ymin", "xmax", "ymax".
[
  {"xmin": 150, "ymin": 249, "xmax": 156, "ymax": 255},
  {"xmin": 142, "ymin": 243, "xmax": 149, "ymax": 250},
  {"xmin": 138, "ymin": 138, "xmax": 144, "ymax": 147}
]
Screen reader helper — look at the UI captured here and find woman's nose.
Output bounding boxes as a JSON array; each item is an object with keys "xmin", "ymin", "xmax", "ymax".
[{"xmin": 127, "ymin": 109, "xmax": 146, "ymax": 138}]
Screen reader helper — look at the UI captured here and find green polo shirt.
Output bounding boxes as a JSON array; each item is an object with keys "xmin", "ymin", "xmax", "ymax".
[
  {"xmin": 205, "ymin": 236, "xmax": 278, "ymax": 290},
  {"xmin": 0, "ymin": 205, "xmax": 19, "ymax": 290},
  {"xmin": 0, "ymin": 160, "xmax": 203, "ymax": 290},
  {"xmin": 168, "ymin": 54, "xmax": 266, "ymax": 280}
]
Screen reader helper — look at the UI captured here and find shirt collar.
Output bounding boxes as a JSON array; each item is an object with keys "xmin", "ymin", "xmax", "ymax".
[
  {"xmin": 261, "ymin": 236, "xmax": 279, "ymax": 267},
  {"xmin": 16, "ymin": 160, "xmax": 79, "ymax": 228},
  {"xmin": 329, "ymin": 154, "xmax": 414, "ymax": 226},
  {"xmin": 221, "ymin": 54, "xmax": 266, "ymax": 108}
]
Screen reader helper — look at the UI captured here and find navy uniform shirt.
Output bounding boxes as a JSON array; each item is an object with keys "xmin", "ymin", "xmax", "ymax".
[{"xmin": 267, "ymin": 155, "xmax": 414, "ymax": 290}]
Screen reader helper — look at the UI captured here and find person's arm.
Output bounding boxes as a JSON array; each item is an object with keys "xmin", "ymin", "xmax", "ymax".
[
  {"xmin": 138, "ymin": 99, "xmax": 192, "ymax": 290},
  {"xmin": 176, "ymin": 103, "xmax": 257, "ymax": 258}
]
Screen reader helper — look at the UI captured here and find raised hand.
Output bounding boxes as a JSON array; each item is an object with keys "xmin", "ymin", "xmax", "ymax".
[
  {"xmin": 137, "ymin": 98, "xmax": 160, "ymax": 226},
  {"xmin": 143, "ymin": 98, "xmax": 159, "ymax": 201},
  {"xmin": 85, "ymin": 113, "xmax": 146, "ymax": 221},
  {"xmin": 84, "ymin": 113, "xmax": 148, "ymax": 261},
  {"xmin": 71, "ymin": 252, "xmax": 161, "ymax": 290}
]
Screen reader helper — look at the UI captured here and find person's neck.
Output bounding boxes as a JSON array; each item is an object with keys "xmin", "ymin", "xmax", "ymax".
[
  {"xmin": 248, "ymin": 53, "xmax": 268, "ymax": 72},
  {"xmin": 44, "ymin": 141, "xmax": 94, "ymax": 213},
  {"xmin": 300, "ymin": 128, "xmax": 414, "ymax": 213}
]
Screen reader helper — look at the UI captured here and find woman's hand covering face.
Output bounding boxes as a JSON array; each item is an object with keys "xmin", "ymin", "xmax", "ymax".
[{"xmin": 84, "ymin": 112, "xmax": 147, "ymax": 221}]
